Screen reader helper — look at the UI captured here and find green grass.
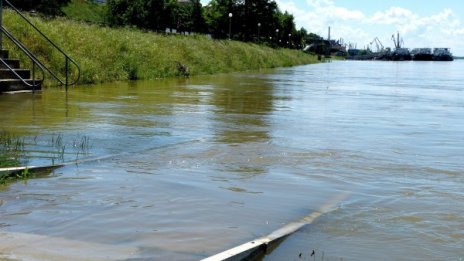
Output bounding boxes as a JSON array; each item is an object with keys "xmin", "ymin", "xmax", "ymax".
[
  {"xmin": 61, "ymin": 0, "xmax": 107, "ymax": 24},
  {"xmin": 0, "ymin": 131, "xmax": 25, "ymax": 168},
  {"xmin": 3, "ymin": 9, "xmax": 319, "ymax": 86}
]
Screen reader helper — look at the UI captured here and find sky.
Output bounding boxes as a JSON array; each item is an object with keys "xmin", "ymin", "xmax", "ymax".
[{"xmin": 274, "ymin": 0, "xmax": 464, "ymax": 55}]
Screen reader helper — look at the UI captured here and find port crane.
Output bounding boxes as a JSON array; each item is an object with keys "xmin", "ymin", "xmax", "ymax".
[
  {"xmin": 391, "ymin": 31, "xmax": 404, "ymax": 49},
  {"xmin": 369, "ymin": 37, "xmax": 384, "ymax": 52}
]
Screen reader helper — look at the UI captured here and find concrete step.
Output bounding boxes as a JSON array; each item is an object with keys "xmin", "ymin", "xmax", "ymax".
[
  {"xmin": 0, "ymin": 59, "xmax": 21, "ymax": 69},
  {"xmin": 0, "ymin": 50, "xmax": 9, "ymax": 59},
  {"xmin": 0, "ymin": 69, "xmax": 31, "ymax": 79},
  {"xmin": 0, "ymin": 79, "xmax": 42, "ymax": 93}
]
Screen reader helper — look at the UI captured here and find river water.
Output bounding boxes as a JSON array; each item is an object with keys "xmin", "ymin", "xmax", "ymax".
[{"xmin": 0, "ymin": 60, "xmax": 463, "ymax": 260}]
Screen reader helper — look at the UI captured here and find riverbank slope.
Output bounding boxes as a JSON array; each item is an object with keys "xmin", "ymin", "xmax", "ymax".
[{"xmin": 3, "ymin": 10, "xmax": 318, "ymax": 86}]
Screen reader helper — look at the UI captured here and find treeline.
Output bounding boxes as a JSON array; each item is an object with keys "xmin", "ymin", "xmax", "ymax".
[
  {"xmin": 106, "ymin": 0, "xmax": 323, "ymax": 49},
  {"xmin": 8, "ymin": 0, "xmax": 326, "ymax": 49},
  {"xmin": 8, "ymin": 0, "xmax": 71, "ymax": 16}
]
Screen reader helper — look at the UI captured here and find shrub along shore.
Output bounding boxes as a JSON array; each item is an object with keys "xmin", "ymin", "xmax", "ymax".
[{"xmin": 3, "ymin": 10, "xmax": 319, "ymax": 87}]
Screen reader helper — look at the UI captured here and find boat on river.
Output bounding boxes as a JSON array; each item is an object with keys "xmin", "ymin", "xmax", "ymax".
[
  {"xmin": 433, "ymin": 48, "xmax": 454, "ymax": 61},
  {"xmin": 390, "ymin": 32, "xmax": 411, "ymax": 61},
  {"xmin": 391, "ymin": 48, "xmax": 411, "ymax": 61},
  {"xmin": 411, "ymin": 48, "xmax": 433, "ymax": 61}
]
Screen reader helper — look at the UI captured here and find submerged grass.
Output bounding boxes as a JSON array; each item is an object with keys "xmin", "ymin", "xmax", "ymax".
[
  {"xmin": 0, "ymin": 131, "xmax": 26, "ymax": 168},
  {"xmin": 1, "ymin": 131, "xmax": 91, "ymax": 167},
  {"xmin": 3, "ymin": 9, "xmax": 319, "ymax": 86},
  {"xmin": 0, "ymin": 167, "xmax": 34, "ymax": 185},
  {"xmin": 0, "ymin": 131, "xmax": 92, "ymax": 184}
]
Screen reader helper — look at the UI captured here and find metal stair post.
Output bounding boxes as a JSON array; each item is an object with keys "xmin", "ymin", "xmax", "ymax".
[{"xmin": 0, "ymin": 0, "xmax": 3, "ymax": 49}]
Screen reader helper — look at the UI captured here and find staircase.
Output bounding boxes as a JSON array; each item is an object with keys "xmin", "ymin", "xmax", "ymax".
[
  {"xmin": 0, "ymin": 49, "xmax": 42, "ymax": 93},
  {"xmin": 0, "ymin": 0, "xmax": 80, "ymax": 94}
]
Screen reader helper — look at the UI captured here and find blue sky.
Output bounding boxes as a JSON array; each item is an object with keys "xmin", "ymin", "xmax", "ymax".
[{"xmin": 275, "ymin": 0, "xmax": 464, "ymax": 55}]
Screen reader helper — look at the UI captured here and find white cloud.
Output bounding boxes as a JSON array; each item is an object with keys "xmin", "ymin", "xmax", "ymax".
[
  {"xmin": 456, "ymin": 28, "xmax": 464, "ymax": 35},
  {"xmin": 306, "ymin": 0, "xmax": 333, "ymax": 9},
  {"xmin": 369, "ymin": 7, "xmax": 417, "ymax": 25},
  {"xmin": 330, "ymin": 7, "xmax": 365, "ymax": 21},
  {"xmin": 276, "ymin": 0, "xmax": 464, "ymax": 55},
  {"xmin": 304, "ymin": 0, "xmax": 365, "ymax": 21}
]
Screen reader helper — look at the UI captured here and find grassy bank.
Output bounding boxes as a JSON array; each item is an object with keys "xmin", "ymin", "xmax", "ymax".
[
  {"xmin": 61, "ymin": 0, "xmax": 107, "ymax": 24},
  {"xmin": 3, "ymin": 9, "xmax": 319, "ymax": 86}
]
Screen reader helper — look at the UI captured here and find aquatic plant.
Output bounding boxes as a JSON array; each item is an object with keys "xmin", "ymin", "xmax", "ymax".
[
  {"xmin": 0, "ymin": 131, "xmax": 27, "ymax": 168},
  {"xmin": 295, "ymin": 249, "xmax": 345, "ymax": 261},
  {"xmin": 0, "ymin": 132, "xmax": 93, "ymax": 184},
  {"xmin": 0, "ymin": 167, "xmax": 32, "ymax": 185},
  {"xmin": 1, "ymin": 131, "xmax": 92, "ymax": 167}
]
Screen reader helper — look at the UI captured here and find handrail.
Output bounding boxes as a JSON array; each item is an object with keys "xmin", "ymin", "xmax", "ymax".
[
  {"xmin": 0, "ymin": 58, "xmax": 43, "ymax": 90},
  {"xmin": 0, "ymin": 27, "xmax": 44, "ymax": 90},
  {"xmin": 2, "ymin": 26, "xmax": 58, "ymax": 86},
  {"xmin": 2, "ymin": 0, "xmax": 81, "ymax": 89}
]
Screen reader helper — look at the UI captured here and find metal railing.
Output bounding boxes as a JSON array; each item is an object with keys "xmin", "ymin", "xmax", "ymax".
[
  {"xmin": 0, "ymin": 26, "xmax": 45, "ymax": 91},
  {"xmin": 1, "ymin": 0, "xmax": 80, "ymax": 90}
]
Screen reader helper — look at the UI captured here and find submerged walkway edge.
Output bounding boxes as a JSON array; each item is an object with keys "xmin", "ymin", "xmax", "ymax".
[
  {"xmin": 0, "ymin": 139, "xmax": 198, "ymax": 178},
  {"xmin": 201, "ymin": 192, "xmax": 349, "ymax": 261}
]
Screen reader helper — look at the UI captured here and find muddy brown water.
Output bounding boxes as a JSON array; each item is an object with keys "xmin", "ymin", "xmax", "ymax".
[{"xmin": 1, "ymin": 61, "xmax": 463, "ymax": 260}]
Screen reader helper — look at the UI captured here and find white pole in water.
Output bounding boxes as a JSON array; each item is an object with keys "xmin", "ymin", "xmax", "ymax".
[{"xmin": 201, "ymin": 192, "xmax": 350, "ymax": 261}]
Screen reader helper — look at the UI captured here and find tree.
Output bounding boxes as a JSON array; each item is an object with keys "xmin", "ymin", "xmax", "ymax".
[
  {"xmin": 190, "ymin": 0, "xmax": 206, "ymax": 33},
  {"xmin": 9, "ymin": 0, "xmax": 71, "ymax": 16},
  {"xmin": 277, "ymin": 11, "xmax": 296, "ymax": 47},
  {"xmin": 239, "ymin": 0, "xmax": 279, "ymax": 42},
  {"xmin": 108, "ymin": 0, "xmax": 206, "ymax": 33},
  {"xmin": 203, "ymin": 0, "xmax": 237, "ymax": 38},
  {"xmin": 106, "ymin": 0, "xmax": 314, "ymax": 49},
  {"xmin": 204, "ymin": 0, "xmax": 281, "ymax": 42},
  {"xmin": 107, "ymin": 0, "xmax": 165, "ymax": 30},
  {"xmin": 292, "ymin": 27, "xmax": 307, "ymax": 49},
  {"xmin": 303, "ymin": 32, "xmax": 328, "ymax": 54}
]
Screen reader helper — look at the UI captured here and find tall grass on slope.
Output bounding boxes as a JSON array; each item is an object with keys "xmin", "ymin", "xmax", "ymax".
[
  {"xmin": 61, "ymin": 0, "xmax": 107, "ymax": 25},
  {"xmin": 3, "ymin": 10, "xmax": 318, "ymax": 86}
]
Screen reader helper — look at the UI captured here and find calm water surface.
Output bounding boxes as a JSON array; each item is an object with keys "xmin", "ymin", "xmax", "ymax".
[{"xmin": 0, "ymin": 60, "xmax": 463, "ymax": 260}]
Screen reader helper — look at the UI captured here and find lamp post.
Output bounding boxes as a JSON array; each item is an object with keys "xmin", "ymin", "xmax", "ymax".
[
  {"xmin": 228, "ymin": 13, "xmax": 233, "ymax": 40},
  {"xmin": 257, "ymin": 23, "xmax": 261, "ymax": 43},
  {"xmin": 275, "ymin": 29, "xmax": 279, "ymax": 46},
  {"xmin": 288, "ymin": 33, "xmax": 291, "ymax": 48}
]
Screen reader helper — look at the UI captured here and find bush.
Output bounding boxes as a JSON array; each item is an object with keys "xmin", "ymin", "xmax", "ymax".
[{"xmin": 8, "ymin": 0, "xmax": 71, "ymax": 16}]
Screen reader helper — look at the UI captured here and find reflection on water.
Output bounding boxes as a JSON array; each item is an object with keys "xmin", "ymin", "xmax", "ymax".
[
  {"xmin": 211, "ymin": 74, "xmax": 274, "ymax": 144},
  {"xmin": 1, "ymin": 61, "xmax": 464, "ymax": 260}
]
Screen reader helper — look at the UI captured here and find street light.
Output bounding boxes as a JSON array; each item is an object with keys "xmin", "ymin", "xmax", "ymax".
[
  {"xmin": 288, "ymin": 33, "xmax": 292, "ymax": 48},
  {"xmin": 257, "ymin": 22, "xmax": 261, "ymax": 43},
  {"xmin": 275, "ymin": 29, "xmax": 279, "ymax": 45},
  {"xmin": 228, "ymin": 13, "xmax": 233, "ymax": 40}
]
